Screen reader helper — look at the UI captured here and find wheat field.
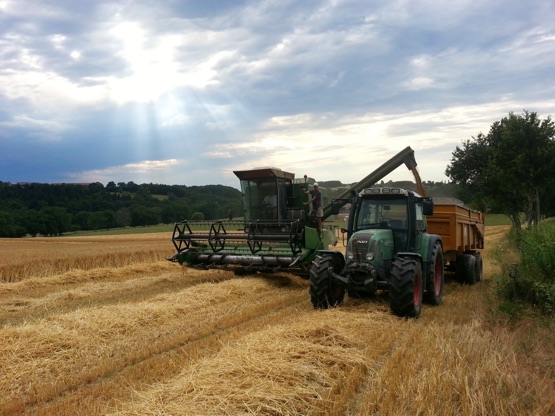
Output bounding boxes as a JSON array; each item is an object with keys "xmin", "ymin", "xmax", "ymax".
[{"xmin": 0, "ymin": 227, "xmax": 553, "ymax": 415}]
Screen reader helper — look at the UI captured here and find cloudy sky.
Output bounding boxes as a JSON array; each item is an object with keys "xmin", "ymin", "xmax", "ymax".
[{"xmin": 1, "ymin": 0, "xmax": 554, "ymax": 188}]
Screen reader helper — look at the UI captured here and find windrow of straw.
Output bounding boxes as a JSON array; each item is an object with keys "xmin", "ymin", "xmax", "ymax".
[
  {"xmin": 0, "ymin": 234, "xmax": 171, "ymax": 282},
  {"xmin": 0, "ymin": 261, "xmax": 176, "ymax": 295},
  {"xmin": 0, "ymin": 276, "xmax": 306, "ymax": 413},
  {"xmin": 358, "ymin": 319, "xmax": 529, "ymax": 415},
  {"xmin": 108, "ymin": 310, "xmax": 401, "ymax": 416}
]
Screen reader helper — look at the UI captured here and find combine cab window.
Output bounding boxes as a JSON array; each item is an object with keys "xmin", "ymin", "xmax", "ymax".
[{"xmin": 239, "ymin": 178, "xmax": 290, "ymax": 221}]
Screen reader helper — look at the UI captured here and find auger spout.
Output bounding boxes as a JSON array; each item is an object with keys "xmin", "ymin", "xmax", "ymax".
[{"xmin": 322, "ymin": 146, "xmax": 417, "ymax": 220}]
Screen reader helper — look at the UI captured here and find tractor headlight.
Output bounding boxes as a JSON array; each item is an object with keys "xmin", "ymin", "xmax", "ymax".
[
  {"xmin": 346, "ymin": 251, "xmax": 354, "ymax": 260},
  {"xmin": 366, "ymin": 252, "xmax": 374, "ymax": 261}
]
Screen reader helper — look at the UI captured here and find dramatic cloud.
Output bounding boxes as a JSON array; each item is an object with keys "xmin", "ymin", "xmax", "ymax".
[{"xmin": 1, "ymin": 0, "xmax": 554, "ymax": 188}]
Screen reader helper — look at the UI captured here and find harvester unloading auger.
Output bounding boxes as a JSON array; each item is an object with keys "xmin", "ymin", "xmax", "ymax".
[{"xmin": 168, "ymin": 146, "xmax": 418, "ymax": 276}]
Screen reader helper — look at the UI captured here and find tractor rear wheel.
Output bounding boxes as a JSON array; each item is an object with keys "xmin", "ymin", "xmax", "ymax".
[
  {"xmin": 389, "ymin": 258, "xmax": 423, "ymax": 318},
  {"xmin": 309, "ymin": 254, "xmax": 345, "ymax": 309},
  {"xmin": 424, "ymin": 242, "xmax": 444, "ymax": 305}
]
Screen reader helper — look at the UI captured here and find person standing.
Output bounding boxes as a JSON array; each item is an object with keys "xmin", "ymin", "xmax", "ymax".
[
  {"xmin": 263, "ymin": 190, "xmax": 278, "ymax": 219},
  {"xmin": 304, "ymin": 183, "xmax": 322, "ymax": 236}
]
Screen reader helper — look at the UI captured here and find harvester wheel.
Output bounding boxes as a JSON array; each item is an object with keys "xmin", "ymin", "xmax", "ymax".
[
  {"xmin": 459, "ymin": 253, "xmax": 477, "ymax": 285},
  {"xmin": 309, "ymin": 254, "xmax": 345, "ymax": 309},
  {"xmin": 389, "ymin": 257, "xmax": 423, "ymax": 318},
  {"xmin": 424, "ymin": 242, "xmax": 444, "ymax": 305}
]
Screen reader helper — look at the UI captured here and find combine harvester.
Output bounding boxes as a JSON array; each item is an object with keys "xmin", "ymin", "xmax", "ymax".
[{"xmin": 168, "ymin": 147, "xmax": 484, "ymax": 317}]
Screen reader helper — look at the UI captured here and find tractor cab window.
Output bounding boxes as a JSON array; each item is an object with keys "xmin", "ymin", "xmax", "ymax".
[
  {"xmin": 355, "ymin": 197, "xmax": 408, "ymax": 251},
  {"xmin": 355, "ymin": 198, "xmax": 408, "ymax": 230},
  {"xmin": 415, "ymin": 202, "xmax": 427, "ymax": 232}
]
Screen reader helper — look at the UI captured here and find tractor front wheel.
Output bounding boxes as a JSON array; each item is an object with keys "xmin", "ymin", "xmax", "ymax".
[
  {"xmin": 389, "ymin": 257, "xmax": 423, "ymax": 318},
  {"xmin": 309, "ymin": 254, "xmax": 345, "ymax": 309}
]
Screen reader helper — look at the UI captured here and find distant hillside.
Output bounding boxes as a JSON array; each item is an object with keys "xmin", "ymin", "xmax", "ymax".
[{"xmin": 0, "ymin": 181, "xmax": 243, "ymax": 237}]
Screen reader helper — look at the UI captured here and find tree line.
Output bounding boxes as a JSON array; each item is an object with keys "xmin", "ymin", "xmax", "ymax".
[
  {"xmin": 0, "ymin": 181, "xmax": 243, "ymax": 237},
  {"xmin": 0, "ymin": 178, "xmax": 461, "ymax": 238}
]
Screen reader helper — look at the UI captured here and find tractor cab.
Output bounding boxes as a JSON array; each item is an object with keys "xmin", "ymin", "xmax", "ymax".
[
  {"xmin": 233, "ymin": 167, "xmax": 295, "ymax": 221},
  {"xmin": 347, "ymin": 187, "xmax": 434, "ymax": 253}
]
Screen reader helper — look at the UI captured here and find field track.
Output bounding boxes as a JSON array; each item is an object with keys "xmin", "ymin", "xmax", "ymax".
[{"xmin": 0, "ymin": 227, "xmax": 553, "ymax": 415}]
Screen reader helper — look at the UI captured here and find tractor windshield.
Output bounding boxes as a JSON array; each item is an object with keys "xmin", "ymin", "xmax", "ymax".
[
  {"xmin": 354, "ymin": 197, "xmax": 409, "ymax": 251},
  {"xmin": 355, "ymin": 197, "xmax": 408, "ymax": 230}
]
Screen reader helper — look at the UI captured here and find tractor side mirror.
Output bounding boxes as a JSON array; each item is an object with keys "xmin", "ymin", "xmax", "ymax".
[{"xmin": 422, "ymin": 199, "xmax": 434, "ymax": 216}]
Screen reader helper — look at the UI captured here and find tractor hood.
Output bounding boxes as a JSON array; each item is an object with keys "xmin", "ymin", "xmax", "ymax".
[{"xmin": 346, "ymin": 229, "xmax": 394, "ymax": 264}]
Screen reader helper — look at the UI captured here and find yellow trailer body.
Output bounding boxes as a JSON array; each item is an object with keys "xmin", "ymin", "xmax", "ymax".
[{"xmin": 427, "ymin": 204, "xmax": 484, "ymax": 261}]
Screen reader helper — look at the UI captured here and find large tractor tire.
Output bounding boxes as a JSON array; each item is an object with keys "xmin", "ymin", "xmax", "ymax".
[
  {"xmin": 424, "ymin": 242, "xmax": 444, "ymax": 305},
  {"xmin": 309, "ymin": 254, "xmax": 345, "ymax": 309},
  {"xmin": 389, "ymin": 258, "xmax": 423, "ymax": 318}
]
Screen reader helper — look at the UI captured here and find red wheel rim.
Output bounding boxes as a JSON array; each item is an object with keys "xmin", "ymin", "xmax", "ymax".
[{"xmin": 434, "ymin": 253, "xmax": 442, "ymax": 295}]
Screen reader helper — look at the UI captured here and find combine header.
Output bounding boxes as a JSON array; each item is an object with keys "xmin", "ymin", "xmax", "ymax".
[{"xmin": 168, "ymin": 147, "xmax": 419, "ymax": 276}]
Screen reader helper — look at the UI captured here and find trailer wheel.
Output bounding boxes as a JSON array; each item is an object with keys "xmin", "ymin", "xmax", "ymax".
[
  {"xmin": 459, "ymin": 253, "xmax": 477, "ymax": 285},
  {"xmin": 474, "ymin": 253, "xmax": 483, "ymax": 282},
  {"xmin": 389, "ymin": 258, "xmax": 423, "ymax": 318},
  {"xmin": 424, "ymin": 241, "xmax": 444, "ymax": 305},
  {"xmin": 309, "ymin": 254, "xmax": 345, "ymax": 309}
]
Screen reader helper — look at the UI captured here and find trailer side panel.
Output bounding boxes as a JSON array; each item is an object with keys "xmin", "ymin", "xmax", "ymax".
[{"xmin": 427, "ymin": 204, "xmax": 484, "ymax": 256}]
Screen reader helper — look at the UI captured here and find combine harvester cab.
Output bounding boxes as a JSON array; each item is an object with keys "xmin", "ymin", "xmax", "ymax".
[{"xmin": 168, "ymin": 167, "xmax": 338, "ymax": 275}]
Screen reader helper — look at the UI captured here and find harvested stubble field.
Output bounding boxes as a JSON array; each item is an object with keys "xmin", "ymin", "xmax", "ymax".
[{"xmin": 0, "ymin": 227, "xmax": 554, "ymax": 415}]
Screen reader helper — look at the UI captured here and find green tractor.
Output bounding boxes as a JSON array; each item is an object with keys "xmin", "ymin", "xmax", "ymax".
[{"xmin": 310, "ymin": 186, "xmax": 444, "ymax": 318}]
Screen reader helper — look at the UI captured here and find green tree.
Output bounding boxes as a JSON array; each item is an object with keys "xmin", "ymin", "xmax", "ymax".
[
  {"xmin": 106, "ymin": 181, "xmax": 117, "ymax": 192},
  {"xmin": 446, "ymin": 111, "xmax": 555, "ymax": 229},
  {"xmin": 191, "ymin": 212, "xmax": 205, "ymax": 220},
  {"xmin": 0, "ymin": 211, "xmax": 26, "ymax": 237},
  {"xmin": 115, "ymin": 207, "xmax": 132, "ymax": 227},
  {"xmin": 40, "ymin": 206, "xmax": 72, "ymax": 236}
]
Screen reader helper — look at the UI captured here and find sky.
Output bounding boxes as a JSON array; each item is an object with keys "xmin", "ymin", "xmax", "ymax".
[{"xmin": 1, "ymin": 0, "xmax": 554, "ymax": 189}]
